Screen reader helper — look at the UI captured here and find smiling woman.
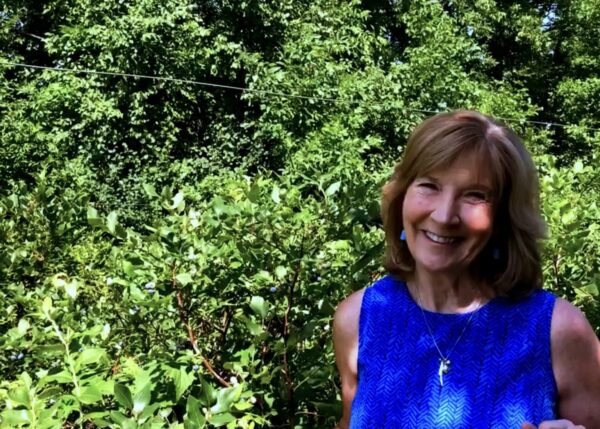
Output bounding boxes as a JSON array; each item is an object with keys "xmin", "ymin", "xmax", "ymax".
[
  {"xmin": 382, "ymin": 111, "xmax": 546, "ymax": 299},
  {"xmin": 333, "ymin": 111, "xmax": 600, "ymax": 429},
  {"xmin": 401, "ymin": 152, "xmax": 495, "ymax": 281}
]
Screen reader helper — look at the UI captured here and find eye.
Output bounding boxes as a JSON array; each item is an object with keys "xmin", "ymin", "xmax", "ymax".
[
  {"xmin": 464, "ymin": 191, "xmax": 488, "ymax": 202},
  {"xmin": 418, "ymin": 182, "xmax": 438, "ymax": 190}
]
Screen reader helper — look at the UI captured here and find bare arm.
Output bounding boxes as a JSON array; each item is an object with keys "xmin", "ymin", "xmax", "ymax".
[
  {"xmin": 552, "ymin": 298, "xmax": 600, "ymax": 427},
  {"xmin": 333, "ymin": 289, "xmax": 364, "ymax": 429}
]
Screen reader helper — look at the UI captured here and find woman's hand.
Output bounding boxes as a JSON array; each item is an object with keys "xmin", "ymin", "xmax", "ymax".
[{"xmin": 522, "ymin": 420, "xmax": 585, "ymax": 429}]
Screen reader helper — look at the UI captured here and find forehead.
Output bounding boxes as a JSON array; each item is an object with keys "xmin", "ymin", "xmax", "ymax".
[{"xmin": 419, "ymin": 151, "xmax": 496, "ymax": 189}]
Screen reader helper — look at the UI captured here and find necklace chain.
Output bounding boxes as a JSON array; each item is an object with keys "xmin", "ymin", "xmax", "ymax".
[{"xmin": 414, "ymin": 284, "xmax": 482, "ymax": 386}]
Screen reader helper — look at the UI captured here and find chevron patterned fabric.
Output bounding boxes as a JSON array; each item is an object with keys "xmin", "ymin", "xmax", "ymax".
[{"xmin": 349, "ymin": 275, "xmax": 557, "ymax": 428}]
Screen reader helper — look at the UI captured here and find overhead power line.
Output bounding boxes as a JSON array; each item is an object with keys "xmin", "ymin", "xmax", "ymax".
[
  {"xmin": 2, "ymin": 59, "xmax": 600, "ymax": 132},
  {"xmin": 0, "ymin": 60, "xmax": 338, "ymax": 102}
]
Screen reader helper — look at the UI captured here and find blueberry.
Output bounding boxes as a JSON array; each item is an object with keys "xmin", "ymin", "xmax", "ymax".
[
  {"xmin": 9, "ymin": 355, "xmax": 17, "ymax": 361},
  {"xmin": 316, "ymin": 276, "xmax": 322, "ymax": 281},
  {"xmin": 144, "ymin": 282, "xmax": 155, "ymax": 290},
  {"xmin": 270, "ymin": 287, "xmax": 277, "ymax": 293},
  {"xmin": 192, "ymin": 364, "xmax": 200, "ymax": 372}
]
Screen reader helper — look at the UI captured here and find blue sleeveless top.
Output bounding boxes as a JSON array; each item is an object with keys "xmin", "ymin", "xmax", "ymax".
[{"xmin": 350, "ymin": 275, "xmax": 558, "ymax": 429}]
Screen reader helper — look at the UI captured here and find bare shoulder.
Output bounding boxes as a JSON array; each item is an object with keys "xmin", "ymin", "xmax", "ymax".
[
  {"xmin": 333, "ymin": 288, "xmax": 366, "ymax": 337},
  {"xmin": 333, "ymin": 288, "xmax": 366, "ymax": 429},
  {"xmin": 551, "ymin": 297, "xmax": 600, "ymax": 425},
  {"xmin": 552, "ymin": 298, "xmax": 599, "ymax": 353}
]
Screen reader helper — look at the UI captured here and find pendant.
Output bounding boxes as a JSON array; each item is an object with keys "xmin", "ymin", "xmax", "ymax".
[{"xmin": 438, "ymin": 358, "xmax": 450, "ymax": 386}]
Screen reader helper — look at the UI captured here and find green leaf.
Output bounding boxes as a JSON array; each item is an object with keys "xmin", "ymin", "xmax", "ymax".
[
  {"xmin": 173, "ymin": 367, "xmax": 195, "ymax": 401},
  {"xmin": 41, "ymin": 297, "xmax": 53, "ymax": 315},
  {"xmin": 351, "ymin": 241, "xmax": 384, "ymax": 275},
  {"xmin": 101, "ymin": 323, "xmax": 111, "ymax": 340},
  {"xmin": 64, "ymin": 280, "xmax": 78, "ymax": 299},
  {"xmin": 212, "ymin": 196, "xmax": 227, "ymax": 216},
  {"xmin": 233, "ymin": 401, "xmax": 254, "ymax": 411},
  {"xmin": 77, "ymin": 385, "xmax": 103, "ymax": 404},
  {"xmin": 138, "ymin": 403, "xmax": 161, "ymax": 421},
  {"xmin": 274, "ymin": 266, "xmax": 287, "ymax": 279},
  {"xmin": 143, "ymin": 184, "xmax": 158, "ymax": 197},
  {"xmin": 38, "ymin": 386, "xmax": 63, "ymax": 400},
  {"xmin": 580, "ymin": 284, "xmax": 599, "ymax": 296},
  {"xmin": 17, "ymin": 318, "xmax": 30, "ymax": 336},
  {"xmin": 561, "ymin": 209, "xmax": 577, "ymax": 225},
  {"xmin": 132, "ymin": 382, "xmax": 151, "ymax": 415},
  {"xmin": 199, "ymin": 375, "xmax": 216, "ymax": 406},
  {"xmin": 41, "ymin": 369, "xmax": 72, "ymax": 383},
  {"xmin": 271, "ymin": 186, "xmax": 280, "ymax": 204},
  {"xmin": 107, "ymin": 211, "xmax": 118, "ymax": 234},
  {"xmin": 87, "ymin": 206, "xmax": 103, "ymax": 228},
  {"xmin": 114, "ymin": 383, "xmax": 134, "ymax": 410},
  {"xmin": 7, "ymin": 385, "xmax": 29, "ymax": 407},
  {"xmin": 264, "ymin": 393, "xmax": 274, "ymax": 407},
  {"xmin": 5, "ymin": 194, "xmax": 19, "ymax": 210},
  {"xmin": 109, "ymin": 411, "xmax": 138, "ymax": 429},
  {"xmin": 249, "ymin": 296, "xmax": 267, "ymax": 318},
  {"xmin": 327, "ymin": 240, "xmax": 350, "ymax": 250},
  {"xmin": 123, "ymin": 260, "xmax": 136, "ymax": 277},
  {"xmin": 176, "ymin": 273, "xmax": 193, "ymax": 286},
  {"xmin": 211, "ymin": 386, "xmax": 242, "ymax": 414},
  {"xmin": 209, "ymin": 412, "xmax": 235, "ymax": 427},
  {"xmin": 325, "ymin": 181, "xmax": 341, "ymax": 196},
  {"xmin": 185, "ymin": 395, "xmax": 206, "ymax": 429},
  {"xmin": 2, "ymin": 409, "xmax": 31, "ymax": 425},
  {"xmin": 75, "ymin": 348, "xmax": 107, "ymax": 371},
  {"xmin": 172, "ymin": 191, "xmax": 185, "ymax": 211},
  {"xmin": 247, "ymin": 182, "xmax": 260, "ymax": 203},
  {"xmin": 51, "ymin": 275, "xmax": 67, "ymax": 289},
  {"xmin": 243, "ymin": 316, "xmax": 263, "ymax": 336}
]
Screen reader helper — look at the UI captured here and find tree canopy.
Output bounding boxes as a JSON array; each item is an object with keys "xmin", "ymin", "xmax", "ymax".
[{"xmin": 1, "ymin": 0, "xmax": 599, "ymax": 427}]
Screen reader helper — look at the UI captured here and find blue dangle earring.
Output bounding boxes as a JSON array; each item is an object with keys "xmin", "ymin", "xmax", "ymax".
[
  {"xmin": 492, "ymin": 247, "xmax": 500, "ymax": 260},
  {"xmin": 400, "ymin": 230, "xmax": 406, "ymax": 241}
]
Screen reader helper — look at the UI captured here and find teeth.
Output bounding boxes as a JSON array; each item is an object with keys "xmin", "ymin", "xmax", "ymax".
[{"xmin": 425, "ymin": 231, "xmax": 458, "ymax": 244}]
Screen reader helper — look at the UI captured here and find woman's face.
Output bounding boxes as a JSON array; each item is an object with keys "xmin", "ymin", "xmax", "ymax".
[{"xmin": 402, "ymin": 151, "xmax": 495, "ymax": 277}]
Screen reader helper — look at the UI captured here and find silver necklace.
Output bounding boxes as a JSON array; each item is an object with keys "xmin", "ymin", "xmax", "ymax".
[{"xmin": 415, "ymin": 285, "xmax": 482, "ymax": 387}]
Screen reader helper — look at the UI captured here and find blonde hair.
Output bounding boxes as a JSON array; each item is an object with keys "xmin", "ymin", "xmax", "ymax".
[{"xmin": 381, "ymin": 111, "xmax": 546, "ymax": 297}]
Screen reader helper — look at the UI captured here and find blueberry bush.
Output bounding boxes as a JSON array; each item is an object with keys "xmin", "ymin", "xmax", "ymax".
[{"xmin": 1, "ymin": 0, "xmax": 599, "ymax": 427}]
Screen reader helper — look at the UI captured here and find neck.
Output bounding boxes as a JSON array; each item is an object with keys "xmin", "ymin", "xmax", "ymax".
[{"xmin": 407, "ymin": 269, "xmax": 494, "ymax": 314}]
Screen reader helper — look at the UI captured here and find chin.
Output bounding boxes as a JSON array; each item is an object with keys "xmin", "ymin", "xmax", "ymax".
[{"xmin": 414, "ymin": 257, "xmax": 468, "ymax": 275}]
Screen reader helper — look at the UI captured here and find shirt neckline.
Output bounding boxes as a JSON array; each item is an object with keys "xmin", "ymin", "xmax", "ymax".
[{"xmin": 391, "ymin": 275, "xmax": 500, "ymax": 318}]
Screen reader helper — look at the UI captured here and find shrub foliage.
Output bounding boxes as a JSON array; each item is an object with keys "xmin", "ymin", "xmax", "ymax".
[{"xmin": 1, "ymin": 0, "xmax": 599, "ymax": 427}]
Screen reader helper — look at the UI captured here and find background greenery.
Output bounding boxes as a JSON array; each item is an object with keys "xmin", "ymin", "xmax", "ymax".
[{"xmin": 1, "ymin": 0, "xmax": 599, "ymax": 427}]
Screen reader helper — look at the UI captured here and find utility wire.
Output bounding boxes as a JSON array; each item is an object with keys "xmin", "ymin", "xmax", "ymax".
[
  {"xmin": 2, "ymin": 59, "xmax": 600, "ymax": 132},
  {"xmin": 0, "ymin": 60, "xmax": 338, "ymax": 102}
]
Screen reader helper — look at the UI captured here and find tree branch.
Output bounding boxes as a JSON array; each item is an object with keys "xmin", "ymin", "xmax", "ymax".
[
  {"xmin": 171, "ymin": 262, "xmax": 230, "ymax": 387},
  {"xmin": 282, "ymin": 234, "xmax": 305, "ymax": 429}
]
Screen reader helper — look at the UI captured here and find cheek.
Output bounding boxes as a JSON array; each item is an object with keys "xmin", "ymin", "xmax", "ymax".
[{"xmin": 464, "ymin": 205, "xmax": 494, "ymax": 234}]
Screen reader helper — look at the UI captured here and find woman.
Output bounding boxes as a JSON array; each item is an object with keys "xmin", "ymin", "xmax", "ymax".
[{"xmin": 333, "ymin": 111, "xmax": 600, "ymax": 428}]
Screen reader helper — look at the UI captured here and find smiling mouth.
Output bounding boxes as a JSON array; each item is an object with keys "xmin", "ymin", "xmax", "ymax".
[{"xmin": 424, "ymin": 230, "xmax": 461, "ymax": 244}]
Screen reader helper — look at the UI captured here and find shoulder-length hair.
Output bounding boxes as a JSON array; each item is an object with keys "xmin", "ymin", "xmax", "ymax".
[{"xmin": 381, "ymin": 110, "xmax": 546, "ymax": 298}]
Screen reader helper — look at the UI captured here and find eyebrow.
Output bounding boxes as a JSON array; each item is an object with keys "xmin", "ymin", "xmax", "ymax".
[
  {"xmin": 467, "ymin": 184, "xmax": 493, "ymax": 193},
  {"xmin": 416, "ymin": 176, "xmax": 493, "ymax": 193}
]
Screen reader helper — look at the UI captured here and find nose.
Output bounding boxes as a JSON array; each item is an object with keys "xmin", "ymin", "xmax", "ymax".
[{"xmin": 431, "ymin": 193, "xmax": 460, "ymax": 225}]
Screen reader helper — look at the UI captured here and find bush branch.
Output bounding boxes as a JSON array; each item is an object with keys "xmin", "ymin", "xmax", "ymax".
[{"xmin": 171, "ymin": 263, "xmax": 230, "ymax": 387}]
